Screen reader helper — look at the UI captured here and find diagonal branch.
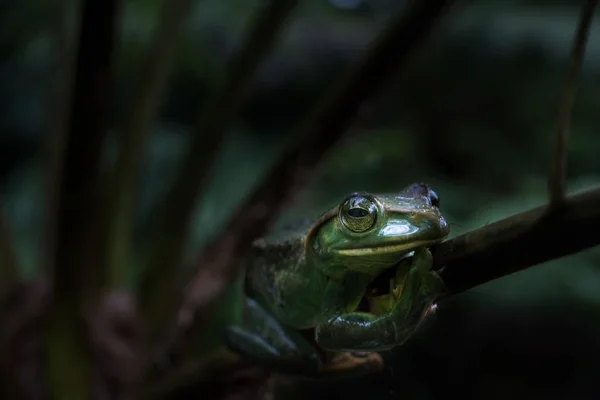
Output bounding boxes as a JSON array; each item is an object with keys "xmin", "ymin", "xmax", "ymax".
[
  {"xmin": 434, "ymin": 186, "xmax": 600, "ymax": 296},
  {"xmin": 106, "ymin": 0, "xmax": 192, "ymax": 289},
  {"xmin": 548, "ymin": 0, "xmax": 597, "ymax": 207},
  {"xmin": 171, "ymin": 0, "xmax": 459, "ymax": 358},
  {"xmin": 46, "ymin": 0, "xmax": 121, "ymax": 397},
  {"xmin": 140, "ymin": 0, "xmax": 299, "ymax": 338}
]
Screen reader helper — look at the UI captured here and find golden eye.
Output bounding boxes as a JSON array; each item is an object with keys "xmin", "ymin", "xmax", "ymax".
[{"xmin": 339, "ymin": 194, "xmax": 378, "ymax": 233}]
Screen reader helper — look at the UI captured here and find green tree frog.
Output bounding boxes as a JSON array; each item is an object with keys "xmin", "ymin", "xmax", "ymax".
[{"xmin": 225, "ymin": 183, "xmax": 449, "ymax": 377}]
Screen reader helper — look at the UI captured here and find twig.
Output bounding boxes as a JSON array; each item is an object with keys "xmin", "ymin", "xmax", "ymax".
[
  {"xmin": 106, "ymin": 0, "xmax": 192, "ymax": 289},
  {"xmin": 548, "ymin": 0, "xmax": 597, "ymax": 207},
  {"xmin": 434, "ymin": 185, "xmax": 600, "ymax": 295},
  {"xmin": 46, "ymin": 0, "xmax": 120, "ymax": 398},
  {"xmin": 140, "ymin": 0, "xmax": 299, "ymax": 339},
  {"xmin": 171, "ymin": 0, "xmax": 459, "ymax": 360}
]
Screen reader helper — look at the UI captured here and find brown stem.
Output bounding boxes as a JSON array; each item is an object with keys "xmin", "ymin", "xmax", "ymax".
[
  {"xmin": 46, "ymin": 0, "xmax": 121, "ymax": 398},
  {"xmin": 140, "ymin": 0, "xmax": 300, "ymax": 341},
  {"xmin": 170, "ymin": 0, "xmax": 459, "ymax": 362},
  {"xmin": 434, "ymin": 186, "xmax": 600, "ymax": 296},
  {"xmin": 548, "ymin": 0, "xmax": 597, "ymax": 207}
]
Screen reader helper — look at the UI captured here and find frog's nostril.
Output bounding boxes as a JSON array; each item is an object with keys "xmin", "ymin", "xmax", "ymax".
[{"xmin": 409, "ymin": 212, "xmax": 423, "ymax": 222}]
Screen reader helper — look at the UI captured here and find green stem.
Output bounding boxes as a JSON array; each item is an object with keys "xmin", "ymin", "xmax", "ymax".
[
  {"xmin": 46, "ymin": 0, "xmax": 120, "ymax": 397},
  {"xmin": 106, "ymin": 0, "xmax": 192, "ymax": 290},
  {"xmin": 43, "ymin": 0, "xmax": 79, "ymax": 278}
]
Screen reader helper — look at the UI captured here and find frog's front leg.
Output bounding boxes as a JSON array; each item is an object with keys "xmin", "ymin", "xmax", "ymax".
[{"xmin": 315, "ymin": 247, "xmax": 445, "ymax": 352}]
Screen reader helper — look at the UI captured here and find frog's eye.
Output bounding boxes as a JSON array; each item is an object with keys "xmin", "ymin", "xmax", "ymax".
[
  {"xmin": 429, "ymin": 189, "xmax": 440, "ymax": 208},
  {"xmin": 339, "ymin": 195, "xmax": 378, "ymax": 233}
]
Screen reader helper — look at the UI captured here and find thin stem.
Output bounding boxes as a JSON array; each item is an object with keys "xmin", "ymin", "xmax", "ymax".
[
  {"xmin": 140, "ymin": 0, "xmax": 299, "ymax": 340},
  {"xmin": 43, "ymin": 0, "xmax": 79, "ymax": 279},
  {"xmin": 106, "ymin": 0, "xmax": 192, "ymax": 289},
  {"xmin": 46, "ymin": 0, "xmax": 121, "ymax": 398},
  {"xmin": 548, "ymin": 0, "xmax": 597, "ymax": 207}
]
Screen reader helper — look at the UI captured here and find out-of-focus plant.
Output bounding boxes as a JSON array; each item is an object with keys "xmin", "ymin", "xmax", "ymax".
[{"xmin": 0, "ymin": 0, "xmax": 599, "ymax": 399}]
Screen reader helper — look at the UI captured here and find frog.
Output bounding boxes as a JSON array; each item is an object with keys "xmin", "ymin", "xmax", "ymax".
[{"xmin": 225, "ymin": 183, "xmax": 450, "ymax": 378}]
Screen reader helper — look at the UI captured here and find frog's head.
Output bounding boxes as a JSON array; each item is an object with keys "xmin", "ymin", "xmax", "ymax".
[{"xmin": 307, "ymin": 183, "xmax": 449, "ymax": 276}]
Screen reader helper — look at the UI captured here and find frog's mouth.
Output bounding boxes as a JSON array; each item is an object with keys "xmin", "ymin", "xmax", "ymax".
[{"xmin": 335, "ymin": 239, "xmax": 437, "ymax": 256}]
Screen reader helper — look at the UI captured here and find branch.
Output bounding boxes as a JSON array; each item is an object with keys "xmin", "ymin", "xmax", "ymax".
[
  {"xmin": 171, "ymin": 0, "xmax": 459, "ymax": 359},
  {"xmin": 147, "ymin": 185, "xmax": 600, "ymax": 395},
  {"xmin": 106, "ymin": 0, "xmax": 192, "ymax": 289},
  {"xmin": 433, "ymin": 186, "xmax": 600, "ymax": 296},
  {"xmin": 46, "ymin": 0, "xmax": 120, "ymax": 397},
  {"xmin": 548, "ymin": 0, "xmax": 597, "ymax": 207},
  {"xmin": 140, "ymin": 0, "xmax": 299, "ymax": 339}
]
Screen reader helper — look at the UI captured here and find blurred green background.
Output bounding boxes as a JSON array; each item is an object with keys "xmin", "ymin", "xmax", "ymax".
[{"xmin": 2, "ymin": 0, "xmax": 600, "ymax": 398}]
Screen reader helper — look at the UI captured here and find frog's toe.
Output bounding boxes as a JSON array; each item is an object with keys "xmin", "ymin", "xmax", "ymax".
[
  {"xmin": 408, "ymin": 248, "xmax": 446, "ymax": 298},
  {"xmin": 320, "ymin": 351, "xmax": 384, "ymax": 377}
]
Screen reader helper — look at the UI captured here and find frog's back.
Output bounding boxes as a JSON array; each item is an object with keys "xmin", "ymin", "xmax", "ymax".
[{"xmin": 246, "ymin": 219, "xmax": 327, "ymax": 329}]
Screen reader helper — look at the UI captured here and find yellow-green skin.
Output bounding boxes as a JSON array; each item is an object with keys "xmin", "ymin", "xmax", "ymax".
[{"xmin": 244, "ymin": 183, "xmax": 449, "ymax": 353}]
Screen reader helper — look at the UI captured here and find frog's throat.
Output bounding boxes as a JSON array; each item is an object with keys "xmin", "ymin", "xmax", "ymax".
[{"xmin": 334, "ymin": 239, "xmax": 439, "ymax": 256}]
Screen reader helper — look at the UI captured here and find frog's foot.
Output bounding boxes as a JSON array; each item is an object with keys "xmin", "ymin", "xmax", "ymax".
[
  {"xmin": 225, "ymin": 325, "xmax": 320, "ymax": 376},
  {"xmin": 320, "ymin": 351, "xmax": 384, "ymax": 377},
  {"xmin": 225, "ymin": 298, "xmax": 321, "ymax": 376}
]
